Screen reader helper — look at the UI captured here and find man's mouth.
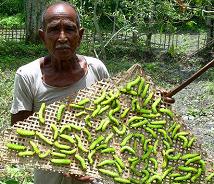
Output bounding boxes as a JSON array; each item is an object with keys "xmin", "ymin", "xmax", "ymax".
[{"xmin": 55, "ymin": 44, "xmax": 71, "ymax": 50}]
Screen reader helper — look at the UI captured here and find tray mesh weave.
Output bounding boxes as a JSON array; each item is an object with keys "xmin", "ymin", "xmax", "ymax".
[{"xmin": 0, "ymin": 64, "xmax": 213, "ymax": 183}]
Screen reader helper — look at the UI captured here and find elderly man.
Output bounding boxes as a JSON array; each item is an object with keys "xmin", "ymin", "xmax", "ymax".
[{"xmin": 11, "ymin": 1, "xmax": 109, "ymax": 184}]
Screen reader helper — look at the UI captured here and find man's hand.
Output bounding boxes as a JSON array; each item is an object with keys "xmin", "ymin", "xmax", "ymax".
[
  {"xmin": 63, "ymin": 173, "xmax": 94, "ymax": 182},
  {"xmin": 161, "ymin": 91, "xmax": 175, "ymax": 104}
]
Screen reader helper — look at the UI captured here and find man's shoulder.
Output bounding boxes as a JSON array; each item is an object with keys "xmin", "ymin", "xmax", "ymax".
[
  {"xmin": 84, "ymin": 56, "xmax": 106, "ymax": 68},
  {"xmin": 16, "ymin": 58, "xmax": 42, "ymax": 76}
]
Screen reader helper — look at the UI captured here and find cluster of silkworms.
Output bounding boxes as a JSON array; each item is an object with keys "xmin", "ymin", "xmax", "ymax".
[{"xmin": 6, "ymin": 75, "xmax": 214, "ymax": 183}]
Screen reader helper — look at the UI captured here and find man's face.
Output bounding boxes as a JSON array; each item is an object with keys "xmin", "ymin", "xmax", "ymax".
[{"xmin": 40, "ymin": 4, "xmax": 83, "ymax": 60}]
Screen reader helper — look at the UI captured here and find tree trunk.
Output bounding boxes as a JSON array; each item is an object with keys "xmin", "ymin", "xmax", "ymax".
[
  {"xmin": 25, "ymin": 0, "xmax": 46, "ymax": 43},
  {"xmin": 93, "ymin": 0, "xmax": 106, "ymax": 61}
]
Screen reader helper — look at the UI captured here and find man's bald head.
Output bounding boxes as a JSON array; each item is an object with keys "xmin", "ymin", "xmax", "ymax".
[{"xmin": 41, "ymin": 1, "xmax": 80, "ymax": 29}]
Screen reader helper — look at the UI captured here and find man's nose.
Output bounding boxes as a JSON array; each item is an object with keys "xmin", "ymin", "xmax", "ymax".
[{"xmin": 58, "ymin": 30, "xmax": 67, "ymax": 42}]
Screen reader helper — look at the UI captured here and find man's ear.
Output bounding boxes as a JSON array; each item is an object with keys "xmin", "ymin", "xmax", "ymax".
[
  {"xmin": 78, "ymin": 28, "xmax": 84, "ymax": 45},
  {"xmin": 39, "ymin": 29, "xmax": 45, "ymax": 43}
]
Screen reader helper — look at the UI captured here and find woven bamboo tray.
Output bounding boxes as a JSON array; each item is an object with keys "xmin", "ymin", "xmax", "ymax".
[{"xmin": 0, "ymin": 64, "xmax": 213, "ymax": 184}]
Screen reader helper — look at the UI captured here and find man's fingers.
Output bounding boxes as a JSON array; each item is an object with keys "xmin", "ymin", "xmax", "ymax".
[{"xmin": 63, "ymin": 173, "xmax": 94, "ymax": 182}]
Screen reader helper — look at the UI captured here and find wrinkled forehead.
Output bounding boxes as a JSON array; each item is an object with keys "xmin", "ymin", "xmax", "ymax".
[{"xmin": 44, "ymin": 4, "xmax": 78, "ymax": 26}]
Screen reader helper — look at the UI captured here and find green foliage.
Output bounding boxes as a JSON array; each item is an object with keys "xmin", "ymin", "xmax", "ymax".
[
  {"xmin": 0, "ymin": 0, "xmax": 24, "ymax": 16},
  {"xmin": 0, "ymin": 14, "xmax": 24, "ymax": 28}
]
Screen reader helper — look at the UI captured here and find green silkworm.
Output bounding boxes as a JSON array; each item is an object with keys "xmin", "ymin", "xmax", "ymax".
[
  {"xmin": 97, "ymin": 159, "xmax": 115, "ymax": 167},
  {"xmin": 54, "ymin": 141, "xmax": 70, "ymax": 150},
  {"xmin": 128, "ymin": 116, "xmax": 144, "ymax": 125},
  {"xmin": 171, "ymin": 124, "xmax": 181, "ymax": 138},
  {"xmin": 170, "ymin": 173, "xmax": 181, "ymax": 178},
  {"xmin": 178, "ymin": 166, "xmax": 197, "ymax": 172},
  {"xmin": 153, "ymin": 139, "xmax": 159, "ymax": 155},
  {"xmin": 159, "ymin": 108, "xmax": 174, "ymax": 118},
  {"xmin": 141, "ymin": 83, "xmax": 150, "ymax": 99},
  {"xmin": 56, "ymin": 104, "xmax": 66, "ymax": 122},
  {"xmin": 38, "ymin": 102, "xmax": 46, "ymax": 124},
  {"xmin": 185, "ymin": 155, "xmax": 201, "ymax": 166},
  {"xmin": 130, "ymin": 178, "xmax": 140, "ymax": 184},
  {"xmin": 84, "ymin": 115, "xmax": 92, "ymax": 127},
  {"xmin": 206, "ymin": 172, "xmax": 214, "ymax": 181},
  {"xmin": 29, "ymin": 141, "xmax": 40, "ymax": 154},
  {"xmin": 91, "ymin": 104, "xmax": 101, "ymax": 118},
  {"xmin": 149, "ymin": 157, "xmax": 158, "ymax": 170},
  {"xmin": 96, "ymin": 119, "xmax": 106, "ymax": 131},
  {"xmin": 187, "ymin": 137, "xmax": 196, "ymax": 148},
  {"xmin": 75, "ymin": 154, "xmax": 87, "ymax": 171},
  {"xmin": 90, "ymin": 135, "xmax": 104, "ymax": 150},
  {"xmin": 51, "ymin": 158, "xmax": 71, "ymax": 165},
  {"xmin": 158, "ymin": 129, "xmax": 167, "ymax": 139},
  {"xmin": 101, "ymin": 118, "xmax": 111, "ymax": 131},
  {"xmin": 199, "ymin": 159, "xmax": 206, "ymax": 171},
  {"xmin": 113, "ymin": 155, "xmax": 125, "ymax": 169},
  {"xmin": 133, "ymin": 139, "xmax": 137, "ymax": 152},
  {"xmin": 162, "ymin": 167, "xmax": 173, "ymax": 179},
  {"xmin": 142, "ymin": 113, "xmax": 161, "ymax": 119},
  {"xmin": 36, "ymin": 132, "xmax": 53, "ymax": 145},
  {"xmin": 165, "ymin": 148, "xmax": 181, "ymax": 160},
  {"xmin": 174, "ymin": 173, "xmax": 192, "ymax": 181},
  {"xmin": 98, "ymin": 105, "xmax": 110, "ymax": 115},
  {"xmin": 181, "ymin": 153, "xmax": 199, "ymax": 160},
  {"xmin": 130, "ymin": 119, "xmax": 148, "ymax": 128},
  {"xmin": 77, "ymin": 98, "xmax": 90, "ymax": 106},
  {"xmin": 147, "ymin": 124, "xmax": 163, "ymax": 129},
  {"xmin": 135, "ymin": 100, "xmax": 141, "ymax": 112},
  {"xmin": 163, "ymin": 140, "xmax": 171, "ymax": 150},
  {"xmin": 151, "ymin": 97, "xmax": 161, "ymax": 113},
  {"xmin": 142, "ymin": 92, "xmax": 154, "ymax": 107},
  {"xmin": 150, "ymin": 120, "xmax": 166, "ymax": 125},
  {"xmin": 139, "ymin": 108, "xmax": 152, "ymax": 114},
  {"xmin": 16, "ymin": 128, "xmax": 35, "ymax": 136},
  {"xmin": 18, "ymin": 150, "xmax": 35, "ymax": 157},
  {"xmin": 120, "ymin": 133, "xmax": 133, "ymax": 146},
  {"xmin": 162, "ymin": 156, "xmax": 168, "ymax": 169},
  {"xmin": 94, "ymin": 90, "xmax": 106, "ymax": 104},
  {"xmin": 60, "ymin": 148, "xmax": 77, "ymax": 155},
  {"xmin": 114, "ymin": 177, "xmax": 130, "ymax": 183},
  {"xmin": 69, "ymin": 104, "xmax": 84, "ymax": 109},
  {"xmin": 146, "ymin": 174, "xmax": 162, "ymax": 184},
  {"xmin": 178, "ymin": 135, "xmax": 188, "ymax": 148},
  {"xmin": 38, "ymin": 149, "xmax": 51, "ymax": 158},
  {"xmin": 120, "ymin": 108, "xmax": 130, "ymax": 118},
  {"xmin": 141, "ymin": 170, "xmax": 150, "ymax": 183},
  {"xmin": 88, "ymin": 149, "xmax": 96, "ymax": 165},
  {"xmin": 143, "ymin": 138, "xmax": 151, "ymax": 151},
  {"xmin": 82, "ymin": 127, "xmax": 92, "ymax": 141},
  {"xmin": 113, "ymin": 124, "xmax": 126, "ymax": 135},
  {"xmin": 108, "ymin": 110, "xmax": 120, "ymax": 126},
  {"xmin": 145, "ymin": 127, "xmax": 157, "ymax": 138},
  {"xmin": 167, "ymin": 122, "xmax": 177, "ymax": 133},
  {"xmin": 133, "ymin": 133, "xmax": 145, "ymax": 145},
  {"xmin": 137, "ymin": 77, "xmax": 145, "ymax": 95},
  {"xmin": 115, "ymin": 162, "xmax": 123, "ymax": 174},
  {"xmin": 120, "ymin": 146, "xmax": 135, "ymax": 155},
  {"xmin": 75, "ymin": 111, "xmax": 88, "ymax": 117},
  {"xmin": 51, "ymin": 152, "xmax": 67, "ymax": 158},
  {"xmin": 98, "ymin": 169, "xmax": 119, "ymax": 177},
  {"xmin": 50, "ymin": 124, "xmax": 58, "ymax": 140},
  {"xmin": 128, "ymin": 157, "xmax": 138, "ymax": 162},
  {"xmin": 141, "ymin": 145, "xmax": 153, "ymax": 160},
  {"xmin": 174, "ymin": 131, "xmax": 189, "ymax": 140},
  {"xmin": 69, "ymin": 123, "xmax": 82, "ymax": 131},
  {"xmin": 112, "ymin": 99, "xmax": 121, "ymax": 113},
  {"xmin": 104, "ymin": 133, "xmax": 114, "ymax": 144},
  {"xmin": 59, "ymin": 134, "xmax": 75, "ymax": 144},
  {"xmin": 96, "ymin": 144, "xmax": 108, "ymax": 150},
  {"xmin": 130, "ymin": 159, "xmax": 141, "ymax": 176},
  {"xmin": 60, "ymin": 124, "xmax": 71, "ymax": 134},
  {"xmin": 101, "ymin": 147, "xmax": 115, "ymax": 153},
  {"xmin": 126, "ymin": 75, "xmax": 141, "ymax": 91},
  {"xmin": 74, "ymin": 134, "xmax": 88, "ymax": 152},
  {"xmin": 131, "ymin": 98, "xmax": 137, "ymax": 111}
]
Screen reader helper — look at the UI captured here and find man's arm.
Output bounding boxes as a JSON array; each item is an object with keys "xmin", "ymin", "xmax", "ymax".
[{"xmin": 11, "ymin": 110, "xmax": 33, "ymax": 126}]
